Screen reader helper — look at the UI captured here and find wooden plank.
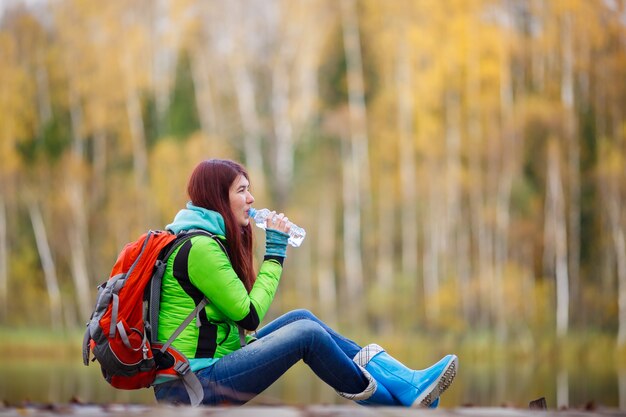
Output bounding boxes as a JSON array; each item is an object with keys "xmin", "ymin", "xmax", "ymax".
[{"xmin": 1, "ymin": 405, "xmax": 626, "ymax": 417}]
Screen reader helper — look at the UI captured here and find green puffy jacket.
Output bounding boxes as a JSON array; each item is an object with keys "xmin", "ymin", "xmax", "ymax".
[{"xmin": 158, "ymin": 203, "xmax": 283, "ymax": 360}]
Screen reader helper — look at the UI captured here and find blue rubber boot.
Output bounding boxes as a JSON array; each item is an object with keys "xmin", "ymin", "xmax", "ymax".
[
  {"xmin": 343, "ymin": 368, "xmax": 441, "ymax": 407},
  {"xmin": 353, "ymin": 344, "xmax": 458, "ymax": 408},
  {"xmin": 339, "ymin": 366, "xmax": 432, "ymax": 407},
  {"xmin": 355, "ymin": 380, "xmax": 400, "ymax": 406},
  {"xmin": 356, "ymin": 380, "xmax": 440, "ymax": 407},
  {"xmin": 357, "ymin": 390, "xmax": 439, "ymax": 407},
  {"xmin": 336, "ymin": 365, "xmax": 400, "ymax": 406}
]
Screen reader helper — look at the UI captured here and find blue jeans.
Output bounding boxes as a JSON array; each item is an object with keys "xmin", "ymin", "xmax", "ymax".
[{"xmin": 154, "ymin": 309, "xmax": 369, "ymax": 405}]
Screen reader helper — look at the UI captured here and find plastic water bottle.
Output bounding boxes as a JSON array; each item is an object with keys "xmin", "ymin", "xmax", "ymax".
[{"xmin": 249, "ymin": 208, "xmax": 306, "ymax": 247}]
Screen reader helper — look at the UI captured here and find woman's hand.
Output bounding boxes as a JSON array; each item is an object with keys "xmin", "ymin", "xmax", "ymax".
[{"xmin": 266, "ymin": 211, "xmax": 292, "ymax": 234}]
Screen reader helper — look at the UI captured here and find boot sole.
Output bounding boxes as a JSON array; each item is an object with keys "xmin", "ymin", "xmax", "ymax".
[{"xmin": 412, "ymin": 355, "xmax": 458, "ymax": 408}]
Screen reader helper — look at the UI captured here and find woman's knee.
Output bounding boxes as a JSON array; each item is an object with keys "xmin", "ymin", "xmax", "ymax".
[
  {"xmin": 287, "ymin": 308, "xmax": 317, "ymax": 321},
  {"xmin": 290, "ymin": 319, "xmax": 328, "ymax": 344}
]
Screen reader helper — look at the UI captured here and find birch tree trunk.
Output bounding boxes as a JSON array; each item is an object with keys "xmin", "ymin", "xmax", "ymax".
[
  {"xmin": 494, "ymin": 155, "xmax": 513, "ymax": 341},
  {"xmin": 151, "ymin": 0, "xmax": 177, "ymax": 130},
  {"xmin": 28, "ymin": 203, "xmax": 62, "ymax": 330},
  {"xmin": 561, "ymin": 13, "xmax": 581, "ymax": 310},
  {"xmin": 68, "ymin": 84, "xmax": 93, "ymax": 322},
  {"xmin": 67, "ymin": 180, "xmax": 92, "ymax": 322},
  {"xmin": 119, "ymin": 16, "xmax": 152, "ymax": 223},
  {"xmin": 493, "ymin": 11, "xmax": 516, "ymax": 341},
  {"xmin": 232, "ymin": 62, "xmax": 266, "ymax": 195},
  {"xmin": 124, "ymin": 58, "xmax": 153, "ymax": 226},
  {"xmin": 484, "ymin": 125, "xmax": 498, "ymax": 326},
  {"xmin": 376, "ymin": 161, "xmax": 394, "ymax": 333},
  {"xmin": 271, "ymin": 49, "xmax": 294, "ymax": 206},
  {"xmin": 396, "ymin": 33, "xmax": 418, "ymax": 280},
  {"xmin": 340, "ymin": 0, "xmax": 371, "ymax": 203},
  {"xmin": 445, "ymin": 91, "xmax": 467, "ymax": 315},
  {"xmin": 557, "ymin": 368, "xmax": 570, "ymax": 408},
  {"xmin": 339, "ymin": 0, "xmax": 367, "ymax": 319},
  {"xmin": 423, "ymin": 166, "xmax": 442, "ymax": 324},
  {"xmin": 546, "ymin": 139, "xmax": 569, "ymax": 339},
  {"xmin": 30, "ymin": 62, "xmax": 62, "ymax": 327},
  {"xmin": 341, "ymin": 133, "xmax": 365, "ymax": 320},
  {"xmin": 466, "ymin": 28, "xmax": 488, "ymax": 323},
  {"xmin": 190, "ymin": 46, "xmax": 218, "ymax": 140}
]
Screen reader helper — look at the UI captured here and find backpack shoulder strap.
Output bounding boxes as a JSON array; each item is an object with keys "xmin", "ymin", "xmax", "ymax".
[
  {"xmin": 184, "ymin": 231, "xmax": 247, "ymax": 346},
  {"xmin": 148, "ymin": 230, "xmax": 217, "ymax": 344}
]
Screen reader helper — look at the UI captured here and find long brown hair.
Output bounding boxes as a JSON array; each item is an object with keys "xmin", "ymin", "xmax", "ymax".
[{"xmin": 187, "ymin": 159, "xmax": 256, "ymax": 291}]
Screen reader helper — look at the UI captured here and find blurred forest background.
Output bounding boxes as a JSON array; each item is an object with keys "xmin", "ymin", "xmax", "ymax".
[{"xmin": 1, "ymin": 0, "xmax": 626, "ymax": 357}]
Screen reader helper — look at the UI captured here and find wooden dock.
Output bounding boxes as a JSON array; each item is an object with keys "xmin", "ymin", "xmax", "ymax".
[{"xmin": 2, "ymin": 404, "xmax": 626, "ymax": 417}]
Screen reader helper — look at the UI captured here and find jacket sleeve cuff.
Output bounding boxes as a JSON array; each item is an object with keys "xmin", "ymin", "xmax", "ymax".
[{"xmin": 263, "ymin": 255, "xmax": 285, "ymax": 266}]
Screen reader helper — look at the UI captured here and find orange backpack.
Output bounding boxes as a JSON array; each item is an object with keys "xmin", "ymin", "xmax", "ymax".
[{"xmin": 82, "ymin": 229, "xmax": 217, "ymax": 406}]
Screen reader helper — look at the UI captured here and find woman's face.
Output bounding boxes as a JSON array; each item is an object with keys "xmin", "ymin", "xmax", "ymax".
[{"xmin": 229, "ymin": 174, "xmax": 255, "ymax": 227}]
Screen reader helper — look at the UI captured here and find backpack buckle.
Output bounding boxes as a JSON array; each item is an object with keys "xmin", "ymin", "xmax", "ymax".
[{"xmin": 174, "ymin": 361, "xmax": 190, "ymax": 376}]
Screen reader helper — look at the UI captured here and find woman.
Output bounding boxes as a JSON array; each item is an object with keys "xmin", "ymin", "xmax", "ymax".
[{"xmin": 154, "ymin": 159, "xmax": 458, "ymax": 407}]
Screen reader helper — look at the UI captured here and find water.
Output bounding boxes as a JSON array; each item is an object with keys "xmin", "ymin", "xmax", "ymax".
[{"xmin": 0, "ymin": 354, "xmax": 621, "ymax": 408}]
